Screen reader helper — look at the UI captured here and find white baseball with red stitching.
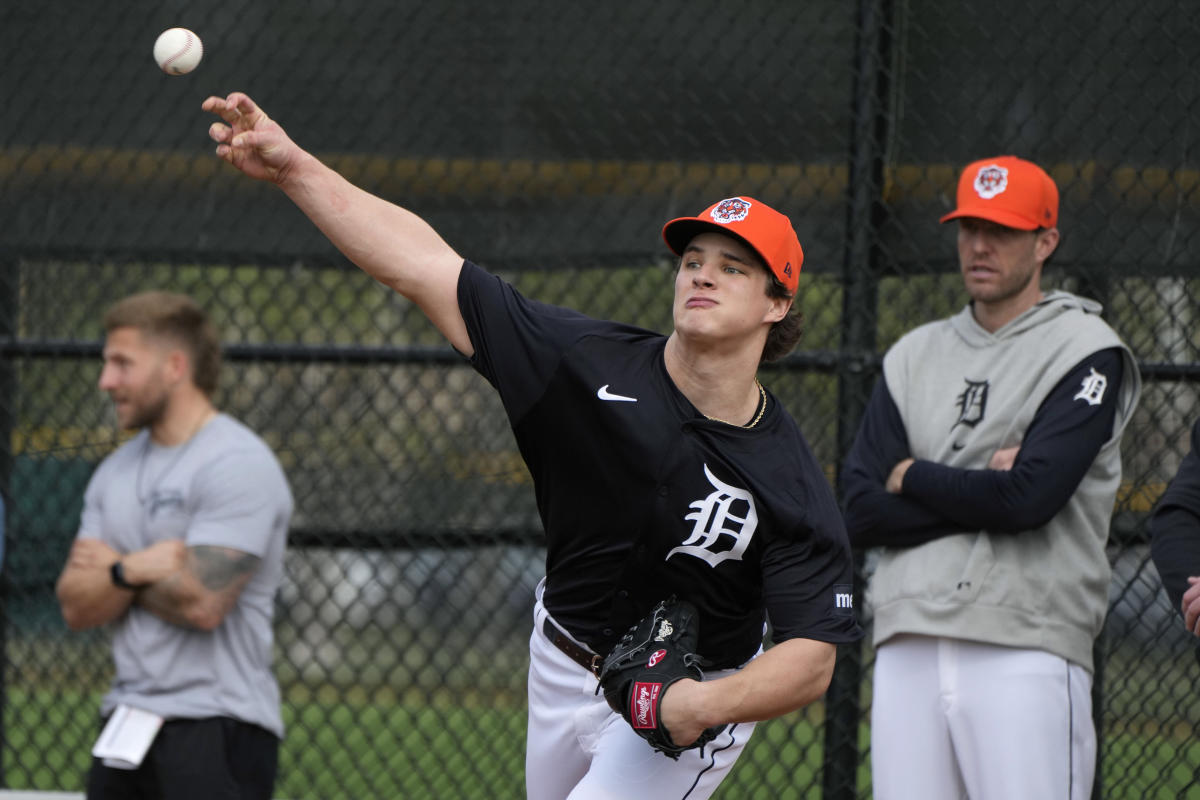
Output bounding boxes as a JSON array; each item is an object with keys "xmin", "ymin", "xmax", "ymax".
[{"xmin": 153, "ymin": 28, "xmax": 203, "ymax": 75}]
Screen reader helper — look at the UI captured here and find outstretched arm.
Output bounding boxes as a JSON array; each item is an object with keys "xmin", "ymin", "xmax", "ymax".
[{"xmin": 202, "ymin": 92, "xmax": 472, "ymax": 355}]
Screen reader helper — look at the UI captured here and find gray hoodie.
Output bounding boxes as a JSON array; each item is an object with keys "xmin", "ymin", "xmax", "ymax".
[{"xmin": 869, "ymin": 291, "xmax": 1141, "ymax": 671}]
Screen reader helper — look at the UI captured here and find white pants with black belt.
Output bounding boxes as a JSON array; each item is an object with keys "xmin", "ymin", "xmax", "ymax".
[{"xmin": 525, "ymin": 579, "xmax": 755, "ymax": 800}]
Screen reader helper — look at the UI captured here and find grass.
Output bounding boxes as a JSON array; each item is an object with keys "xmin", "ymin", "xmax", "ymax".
[
  {"xmin": 2, "ymin": 683, "xmax": 833, "ymax": 799},
  {"xmin": 6, "ymin": 682, "xmax": 1199, "ymax": 799},
  {"xmin": 2, "ymin": 685, "xmax": 527, "ymax": 799}
]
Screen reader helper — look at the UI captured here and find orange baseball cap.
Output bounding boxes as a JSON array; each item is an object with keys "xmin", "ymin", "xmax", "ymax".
[
  {"xmin": 939, "ymin": 156, "xmax": 1058, "ymax": 230},
  {"xmin": 662, "ymin": 196, "xmax": 804, "ymax": 293}
]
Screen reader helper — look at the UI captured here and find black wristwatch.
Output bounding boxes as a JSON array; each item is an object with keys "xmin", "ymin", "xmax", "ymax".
[{"xmin": 110, "ymin": 560, "xmax": 142, "ymax": 590}]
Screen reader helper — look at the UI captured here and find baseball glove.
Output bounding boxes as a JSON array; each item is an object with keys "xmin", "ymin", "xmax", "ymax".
[{"xmin": 595, "ymin": 596, "xmax": 726, "ymax": 758}]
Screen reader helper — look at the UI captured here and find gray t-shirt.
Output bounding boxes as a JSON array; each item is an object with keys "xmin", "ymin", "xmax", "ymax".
[{"xmin": 78, "ymin": 413, "xmax": 293, "ymax": 737}]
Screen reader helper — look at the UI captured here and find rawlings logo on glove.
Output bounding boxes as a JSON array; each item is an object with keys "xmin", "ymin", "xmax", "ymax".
[
  {"xmin": 595, "ymin": 596, "xmax": 726, "ymax": 758},
  {"xmin": 632, "ymin": 682, "xmax": 661, "ymax": 728}
]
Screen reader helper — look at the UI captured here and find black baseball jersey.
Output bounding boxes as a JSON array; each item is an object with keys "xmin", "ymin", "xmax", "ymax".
[{"xmin": 458, "ymin": 260, "xmax": 862, "ymax": 668}]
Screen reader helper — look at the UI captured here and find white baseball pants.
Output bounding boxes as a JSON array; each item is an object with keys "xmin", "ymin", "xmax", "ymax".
[
  {"xmin": 525, "ymin": 581, "xmax": 755, "ymax": 800},
  {"xmin": 871, "ymin": 634, "xmax": 1095, "ymax": 800}
]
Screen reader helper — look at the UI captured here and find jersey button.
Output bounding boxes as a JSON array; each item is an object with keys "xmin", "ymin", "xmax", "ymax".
[
  {"xmin": 658, "ymin": 486, "xmax": 668, "ymax": 496},
  {"xmin": 618, "ymin": 590, "xmax": 629, "ymax": 598},
  {"xmin": 602, "ymin": 628, "xmax": 613, "ymax": 636}
]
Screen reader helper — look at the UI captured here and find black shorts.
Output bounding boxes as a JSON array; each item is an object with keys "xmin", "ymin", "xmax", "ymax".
[{"xmin": 86, "ymin": 715, "xmax": 279, "ymax": 800}]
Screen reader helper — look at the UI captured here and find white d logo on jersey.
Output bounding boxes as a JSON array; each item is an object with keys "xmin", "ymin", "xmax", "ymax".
[
  {"xmin": 1073, "ymin": 367, "xmax": 1108, "ymax": 407},
  {"xmin": 666, "ymin": 464, "xmax": 758, "ymax": 568}
]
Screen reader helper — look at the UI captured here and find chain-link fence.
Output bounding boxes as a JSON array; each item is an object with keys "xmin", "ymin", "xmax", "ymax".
[{"xmin": 2, "ymin": 1, "xmax": 1199, "ymax": 797}]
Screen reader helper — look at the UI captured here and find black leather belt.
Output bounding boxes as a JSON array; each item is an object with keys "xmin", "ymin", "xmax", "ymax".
[{"xmin": 542, "ymin": 617, "xmax": 602, "ymax": 677}]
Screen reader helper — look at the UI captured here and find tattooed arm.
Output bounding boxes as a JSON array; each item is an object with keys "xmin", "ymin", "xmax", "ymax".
[{"xmin": 135, "ymin": 545, "xmax": 261, "ymax": 631}]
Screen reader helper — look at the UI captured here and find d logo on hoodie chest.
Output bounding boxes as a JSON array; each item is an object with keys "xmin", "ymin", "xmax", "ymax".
[{"xmin": 952, "ymin": 379, "xmax": 989, "ymax": 431}]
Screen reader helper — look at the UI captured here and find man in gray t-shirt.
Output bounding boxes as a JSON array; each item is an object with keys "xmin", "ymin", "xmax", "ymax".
[{"xmin": 56, "ymin": 291, "xmax": 293, "ymax": 800}]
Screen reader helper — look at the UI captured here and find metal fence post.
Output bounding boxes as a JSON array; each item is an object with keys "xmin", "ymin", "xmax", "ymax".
[
  {"xmin": 1079, "ymin": 269, "xmax": 1111, "ymax": 800},
  {"xmin": 822, "ymin": 1, "xmax": 894, "ymax": 797},
  {"xmin": 0, "ymin": 255, "xmax": 18, "ymax": 788}
]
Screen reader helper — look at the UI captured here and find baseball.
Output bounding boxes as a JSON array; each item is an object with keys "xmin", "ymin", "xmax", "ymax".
[{"xmin": 153, "ymin": 28, "xmax": 203, "ymax": 75}]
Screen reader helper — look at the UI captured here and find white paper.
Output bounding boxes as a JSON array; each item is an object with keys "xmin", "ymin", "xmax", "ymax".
[{"xmin": 91, "ymin": 704, "xmax": 164, "ymax": 770}]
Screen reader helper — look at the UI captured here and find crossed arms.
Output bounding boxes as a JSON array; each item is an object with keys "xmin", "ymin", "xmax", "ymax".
[
  {"xmin": 56, "ymin": 537, "xmax": 259, "ymax": 632},
  {"xmin": 842, "ymin": 348, "xmax": 1124, "ymax": 548}
]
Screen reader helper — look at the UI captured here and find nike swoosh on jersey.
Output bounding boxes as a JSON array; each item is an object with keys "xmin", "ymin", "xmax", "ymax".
[{"xmin": 597, "ymin": 385, "xmax": 638, "ymax": 402}]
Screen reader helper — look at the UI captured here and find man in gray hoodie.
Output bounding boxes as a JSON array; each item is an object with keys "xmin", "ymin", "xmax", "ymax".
[{"xmin": 842, "ymin": 156, "xmax": 1141, "ymax": 800}]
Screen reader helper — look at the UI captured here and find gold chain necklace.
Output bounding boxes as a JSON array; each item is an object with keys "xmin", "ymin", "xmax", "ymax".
[{"xmin": 702, "ymin": 378, "xmax": 767, "ymax": 428}]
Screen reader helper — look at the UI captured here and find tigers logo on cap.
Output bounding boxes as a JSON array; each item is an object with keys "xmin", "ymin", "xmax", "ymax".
[
  {"xmin": 710, "ymin": 198, "xmax": 752, "ymax": 224},
  {"xmin": 973, "ymin": 165, "xmax": 1008, "ymax": 199}
]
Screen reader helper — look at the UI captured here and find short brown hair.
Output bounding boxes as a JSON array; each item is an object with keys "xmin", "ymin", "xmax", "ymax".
[
  {"xmin": 103, "ymin": 291, "xmax": 221, "ymax": 396},
  {"xmin": 761, "ymin": 276, "xmax": 803, "ymax": 363}
]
